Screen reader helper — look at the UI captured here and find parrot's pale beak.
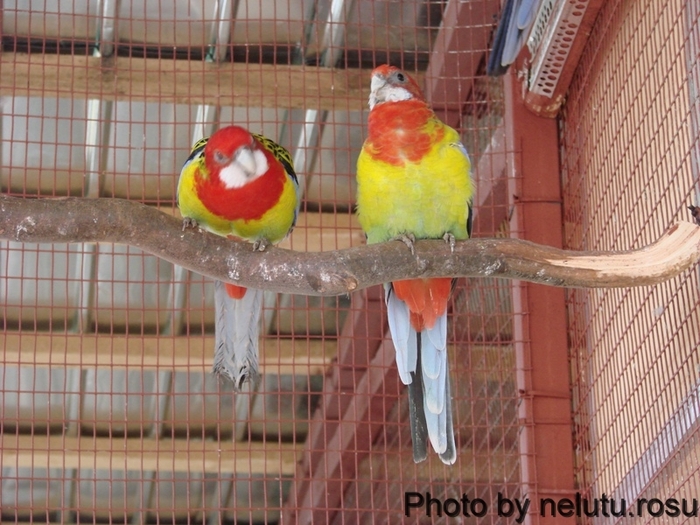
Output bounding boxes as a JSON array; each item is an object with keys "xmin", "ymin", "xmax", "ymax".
[
  {"xmin": 218, "ymin": 144, "xmax": 269, "ymax": 189},
  {"xmin": 368, "ymin": 73, "xmax": 412, "ymax": 109},
  {"xmin": 234, "ymin": 145, "xmax": 257, "ymax": 178},
  {"xmin": 369, "ymin": 74, "xmax": 387, "ymax": 110},
  {"xmin": 370, "ymin": 74, "xmax": 387, "ymax": 94}
]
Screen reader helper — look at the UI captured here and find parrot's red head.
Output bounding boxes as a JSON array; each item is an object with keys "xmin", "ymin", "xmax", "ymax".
[
  {"xmin": 204, "ymin": 126, "xmax": 269, "ymax": 189},
  {"xmin": 368, "ymin": 65, "xmax": 426, "ymax": 110}
]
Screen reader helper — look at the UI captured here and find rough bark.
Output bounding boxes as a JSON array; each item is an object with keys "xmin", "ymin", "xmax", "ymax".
[{"xmin": 1, "ymin": 195, "xmax": 699, "ymax": 295}]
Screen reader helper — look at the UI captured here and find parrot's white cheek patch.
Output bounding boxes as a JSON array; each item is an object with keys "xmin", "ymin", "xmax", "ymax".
[
  {"xmin": 251, "ymin": 149, "xmax": 269, "ymax": 177},
  {"xmin": 219, "ymin": 150, "xmax": 269, "ymax": 189},
  {"xmin": 219, "ymin": 164, "xmax": 249, "ymax": 189},
  {"xmin": 370, "ymin": 85, "xmax": 413, "ymax": 109}
]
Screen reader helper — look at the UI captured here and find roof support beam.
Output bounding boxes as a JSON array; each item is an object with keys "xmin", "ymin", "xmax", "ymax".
[
  {"xmin": 1, "ymin": 434, "xmax": 299, "ymax": 476},
  {"xmin": 0, "ymin": 334, "xmax": 336, "ymax": 376},
  {"xmin": 0, "ymin": 53, "xmax": 385, "ymax": 112}
]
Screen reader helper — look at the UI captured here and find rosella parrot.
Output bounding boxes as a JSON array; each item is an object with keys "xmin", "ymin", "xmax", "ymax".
[
  {"xmin": 177, "ymin": 125, "xmax": 301, "ymax": 390},
  {"xmin": 356, "ymin": 65, "xmax": 474, "ymax": 464}
]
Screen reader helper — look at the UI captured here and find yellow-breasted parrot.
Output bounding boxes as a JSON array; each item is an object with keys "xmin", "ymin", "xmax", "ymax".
[
  {"xmin": 177, "ymin": 125, "xmax": 301, "ymax": 390},
  {"xmin": 356, "ymin": 65, "xmax": 474, "ymax": 464}
]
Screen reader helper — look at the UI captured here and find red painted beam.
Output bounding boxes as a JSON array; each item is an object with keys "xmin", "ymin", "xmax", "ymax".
[
  {"xmin": 295, "ymin": 339, "xmax": 400, "ymax": 524},
  {"xmin": 504, "ymin": 72, "xmax": 576, "ymax": 524},
  {"xmin": 425, "ymin": 0, "xmax": 502, "ymax": 128},
  {"xmin": 281, "ymin": 286, "xmax": 401, "ymax": 524}
]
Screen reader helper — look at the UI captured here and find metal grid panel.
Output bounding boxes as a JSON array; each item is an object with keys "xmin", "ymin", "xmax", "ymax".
[
  {"xmin": 0, "ymin": 1, "xmax": 520, "ymax": 523},
  {"xmin": 561, "ymin": 0, "xmax": 700, "ymax": 519}
]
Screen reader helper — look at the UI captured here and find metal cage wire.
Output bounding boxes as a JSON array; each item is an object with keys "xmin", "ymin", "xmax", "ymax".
[
  {"xmin": 0, "ymin": 1, "xmax": 519, "ymax": 524},
  {"xmin": 562, "ymin": 0, "xmax": 700, "ymax": 522},
  {"xmin": 4, "ymin": 0, "xmax": 699, "ymax": 523}
]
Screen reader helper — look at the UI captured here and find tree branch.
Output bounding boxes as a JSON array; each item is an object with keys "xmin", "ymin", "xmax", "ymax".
[{"xmin": 1, "ymin": 195, "xmax": 699, "ymax": 296}]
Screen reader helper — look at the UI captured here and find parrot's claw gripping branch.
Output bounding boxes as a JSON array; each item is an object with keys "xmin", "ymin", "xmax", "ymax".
[
  {"xmin": 252, "ymin": 238, "xmax": 271, "ymax": 252},
  {"xmin": 394, "ymin": 233, "xmax": 417, "ymax": 254},
  {"xmin": 443, "ymin": 232, "xmax": 456, "ymax": 252},
  {"xmin": 1, "ymin": 196, "xmax": 700, "ymax": 294},
  {"xmin": 181, "ymin": 217, "xmax": 199, "ymax": 231}
]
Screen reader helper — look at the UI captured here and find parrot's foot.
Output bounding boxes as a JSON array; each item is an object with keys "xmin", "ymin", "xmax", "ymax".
[
  {"xmin": 252, "ymin": 238, "xmax": 271, "ymax": 252},
  {"xmin": 394, "ymin": 233, "xmax": 416, "ymax": 254},
  {"xmin": 443, "ymin": 232, "xmax": 456, "ymax": 252},
  {"xmin": 181, "ymin": 217, "xmax": 198, "ymax": 231}
]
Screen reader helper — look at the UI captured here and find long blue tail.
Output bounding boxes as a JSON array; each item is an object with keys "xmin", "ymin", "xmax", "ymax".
[
  {"xmin": 386, "ymin": 284, "xmax": 456, "ymax": 464},
  {"xmin": 212, "ymin": 280, "xmax": 263, "ymax": 391}
]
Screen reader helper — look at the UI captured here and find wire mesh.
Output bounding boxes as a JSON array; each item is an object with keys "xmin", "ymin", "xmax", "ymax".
[
  {"xmin": 561, "ymin": 0, "xmax": 700, "ymax": 522},
  {"xmin": 0, "ymin": 1, "xmax": 518, "ymax": 524}
]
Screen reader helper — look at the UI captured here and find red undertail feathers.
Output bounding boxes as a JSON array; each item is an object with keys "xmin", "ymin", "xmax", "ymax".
[
  {"xmin": 225, "ymin": 283, "xmax": 247, "ymax": 299},
  {"xmin": 392, "ymin": 278, "xmax": 453, "ymax": 331}
]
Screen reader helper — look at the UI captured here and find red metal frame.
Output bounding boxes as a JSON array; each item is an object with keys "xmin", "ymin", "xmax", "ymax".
[{"xmin": 504, "ymin": 72, "xmax": 576, "ymax": 523}]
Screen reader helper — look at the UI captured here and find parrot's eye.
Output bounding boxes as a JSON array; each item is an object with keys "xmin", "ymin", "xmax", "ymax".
[
  {"xmin": 213, "ymin": 150, "xmax": 228, "ymax": 164},
  {"xmin": 395, "ymin": 72, "xmax": 406, "ymax": 83}
]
